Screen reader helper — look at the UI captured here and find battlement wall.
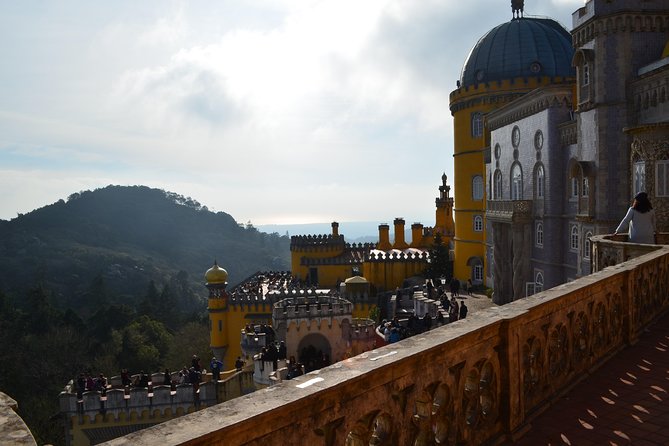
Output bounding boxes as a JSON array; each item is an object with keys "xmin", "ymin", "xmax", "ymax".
[
  {"xmin": 365, "ymin": 251, "xmax": 429, "ymax": 262},
  {"xmin": 59, "ymin": 383, "xmax": 216, "ymax": 423},
  {"xmin": 272, "ymin": 297, "xmax": 353, "ymax": 321},
  {"xmin": 290, "ymin": 234, "xmax": 346, "ymax": 249}
]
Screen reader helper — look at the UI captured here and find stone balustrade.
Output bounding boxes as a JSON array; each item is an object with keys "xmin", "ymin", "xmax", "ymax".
[
  {"xmin": 102, "ymin": 242, "xmax": 669, "ymax": 445},
  {"xmin": 591, "ymin": 232, "xmax": 669, "ymax": 272},
  {"xmin": 486, "ymin": 199, "xmax": 533, "ymax": 223}
]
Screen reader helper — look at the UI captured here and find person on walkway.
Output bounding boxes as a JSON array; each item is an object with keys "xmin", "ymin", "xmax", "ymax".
[
  {"xmin": 450, "ymin": 278, "xmax": 460, "ymax": 298},
  {"xmin": 210, "ymin": 357, "xmax": 223, "ymax": 380},
  {"xmin": 614, "ymin": 192, "xmax": 657, "ymax": 244},
  {"xmin": 459, "ymin": 301, "xmax": 468, "ymax": 319},
  {"xmin": 466, "ymin": 279, "xmax": 473, "ymax": 296},
  {"xmin": 449, "ymin": 297, "xmax": 459, "ymax": 322}
]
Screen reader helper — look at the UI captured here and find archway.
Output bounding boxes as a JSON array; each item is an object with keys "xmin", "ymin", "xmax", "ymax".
[{"xmin": 297, "ymin": 332, "xmax": 332, "ymax": 373}]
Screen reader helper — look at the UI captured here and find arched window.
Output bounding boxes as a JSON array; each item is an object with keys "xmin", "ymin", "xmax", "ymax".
[
  {"xmin": 511, "ymin": 164, "xmax": 523, "ymax": 200},
  {"xmin": 570, "ymin": 226, "xmax": 579, "ymax": 251},
  {"xmin": 473, "ymin": 215, "xmax": 483, "ymax": 232},
  {"xmin": 471, "ymin": 112, "xmax": 483, "ymax": 138},
  {"xmin": 583, "ymin": 231, "xmax": 592, "ymax": 259},
  {"xmin": 535, "ymin": 222, "xmax": 543, "ymax": 247},
  {"xmin": 536, "ymin": 164, "xmax": 545, "ymax": 198},
  {"xmin": 472, "ymin": 175, "xmax": 484, "ymax": 200},
  {"xmin": 535, "ymin": 272, "xmax": 544, "ymax": 292},
  {"xmin": 494, "ymin": 170, "xmax": 502, "ymax": 200}
]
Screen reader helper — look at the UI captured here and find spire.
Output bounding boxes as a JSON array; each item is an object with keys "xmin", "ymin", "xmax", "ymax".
[{"xmin": 511, "ymin": 0, "xmax": 524, "ymax": 19}]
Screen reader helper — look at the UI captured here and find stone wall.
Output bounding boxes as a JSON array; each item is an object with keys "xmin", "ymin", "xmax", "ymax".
[
  {"xmin": 0, "ymin": 392, "xmax": 36, "ymax": 446},
  {"xmin": 101, "ymin": 244, "xmax": 669, "ymax": 445}
]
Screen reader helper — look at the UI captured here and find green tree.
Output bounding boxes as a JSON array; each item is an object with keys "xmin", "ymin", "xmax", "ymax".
[
  {"xmin": 118, "ymin": 316, "xmax": 172, "ymax": 372},
  {"xmin": 425, "ymin": 232, "xmax": 453, "ymax": 280},
  {"xmin": 165, "ymin": 321, "xmax": 211, "ymax": 371}
]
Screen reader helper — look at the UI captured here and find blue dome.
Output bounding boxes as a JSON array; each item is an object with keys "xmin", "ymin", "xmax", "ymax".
[{"xmin": 460, "ymin": 17, "xmax": 575, "ymax": 88}]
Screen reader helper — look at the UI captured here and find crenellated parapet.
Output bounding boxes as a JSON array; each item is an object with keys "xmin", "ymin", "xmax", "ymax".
[
  {"xmin": 272, "ymin": 294, "xmax": 352, "ymax": 323},
  {"xmin": 59, "ymin": 383, "xmax": 216, "ymax": 424},
  {"xmin": 365, "ymin": 250, "xmax": 429, "ymax": 263},
  {"xmin": 347, "ymin": 318, "xmax": 378, "ymax": 342},
  {"xmin": 290, "ymin": 234, "xmax": 346, "ymax": 251},
  {"xmin": 449, "ymin": 76, "xmax": 573, "ymax": 114}
]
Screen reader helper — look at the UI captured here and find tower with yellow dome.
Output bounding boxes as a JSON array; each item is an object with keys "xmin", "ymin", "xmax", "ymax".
[
  {"xmin": 449, "ymin": 2, "xmax": 575, "ymax": 285},
  {"xmin": 206, "ymin": 261, "xmax": 230, "ymax": 366}
]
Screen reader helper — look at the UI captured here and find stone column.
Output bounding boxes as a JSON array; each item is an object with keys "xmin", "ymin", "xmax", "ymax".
[
  {"xmin": 511, "ymin": 222, "xmax": 531, "ymax": 300},
  {"xmin": 493, "ymin": 222, "xmax": 512, "ymax": 304}
]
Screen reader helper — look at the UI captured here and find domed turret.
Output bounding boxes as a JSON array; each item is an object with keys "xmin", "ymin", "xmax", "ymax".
[
  {"xmin": 460, "ymin": 17, "xmax": 574, "ymax": 88},
  {"xmin": 205, "ymin": 261, "xmax": 228, "ymax": 285}
]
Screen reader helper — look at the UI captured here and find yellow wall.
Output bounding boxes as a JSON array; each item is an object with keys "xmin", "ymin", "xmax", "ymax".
[
  {"xmin": 352, "ymin": 302, "xmax": 373, "ymax": 320},
  {"xmin": 363, "ymin": 260, "xmax": 426, "ymax": 292},
  {"xmin": 209, "ymin": 297, "xmax": 273, "ymax": 371},
  {"xmin": 290, "ymin": 244, "xmax": 345, "ymax": 282}
]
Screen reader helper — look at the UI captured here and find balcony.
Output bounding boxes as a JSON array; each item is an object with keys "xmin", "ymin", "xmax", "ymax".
[
  {"xmin": 97, "ymin": 239, "xmax": 669, "ymax": 445},
  {"xmin": 486, "ymin": 200, "xmax": 533, "ymax": 224}
]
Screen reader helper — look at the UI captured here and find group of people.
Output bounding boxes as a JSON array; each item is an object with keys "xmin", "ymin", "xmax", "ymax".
[
  {"xmin": 257, "ymin": 341, "xmax": 287, "ymax": 371},
  {"xmin": 75, "ymin": 372, "xmax": 108, "ymax": 398},
  {"xmin": 425, "ymin": 277, "xmax": 474, "ymax": 301},
  {"xmin": 444, "ymin": 296, "xmax": 467, "ymax": 323}
]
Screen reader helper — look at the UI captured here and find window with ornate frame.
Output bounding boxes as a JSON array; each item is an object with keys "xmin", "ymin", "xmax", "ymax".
[
  {"xmin": 570, "ymin": 225, "xmax": 579, "ymax": 251},
  {"xmin": 583, "ymin": 232, "xmax": 592, "ymax": 259},
  {"xmin": 536, "ymin": 164, "xmax": 545, "ymax": 198},
  {"xmin": 571, "ymin": 177, "xmax": 579, "ymax": 198},
  {"xmin": 535, "ymin": 222, "xmax": 543, "ymax": 247},
  {"xmin": 511, "ymin": 163, "xmax": 522, "ymax": 200}
]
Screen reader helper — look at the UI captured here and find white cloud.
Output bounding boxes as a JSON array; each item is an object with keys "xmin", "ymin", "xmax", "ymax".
[{"xmin": 0, "ymin": 0, "xmax": 582, "ymax": 224}]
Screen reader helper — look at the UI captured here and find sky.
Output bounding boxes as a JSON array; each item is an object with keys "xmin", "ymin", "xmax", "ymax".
[{"xmin": 0, "ymin": 0, "xmax": 583, "ymax": 226}]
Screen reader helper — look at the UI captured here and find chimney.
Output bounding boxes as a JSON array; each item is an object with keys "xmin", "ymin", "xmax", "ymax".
[
  {"xmin": 393, "ymin": 218, "xmax": 409, "ymax": 249},
  {"xmin": 377, "ymin": 224, "xmax": 392, "ymax": 250},
  {"xmin": 331, "ymin": 222, "xmax": 339, "ymax": 237},
  {"xmin": 411, "ymin": 223, "xmax": 424, "ymax": 247}
]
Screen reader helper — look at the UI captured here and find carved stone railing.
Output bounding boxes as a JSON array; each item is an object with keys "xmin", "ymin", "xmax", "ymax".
[
  {"xmin": 486, "ymin": 200, "xmax": 533, "ymax": 223},
  {"xmin": 101, "ymin": 245, "xmax": 669, "ymax": 446},
  {"xmin": 591, "ymin": 233, "xmax": 669, "ymax": 272}
]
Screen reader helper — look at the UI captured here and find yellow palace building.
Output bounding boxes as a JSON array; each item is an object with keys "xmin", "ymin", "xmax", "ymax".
[{"xmin": 449, "ymin": 11, "xmax": 575, "ymax": 285}]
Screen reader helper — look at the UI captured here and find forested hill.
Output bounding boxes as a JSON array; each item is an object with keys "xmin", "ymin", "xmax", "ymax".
[{"xmin": 0, "ymin": 185, "xmax": 290, "ymax": 312}]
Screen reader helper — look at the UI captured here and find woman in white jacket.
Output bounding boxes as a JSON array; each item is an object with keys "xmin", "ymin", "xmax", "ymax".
[{"xmin": 614, "ymin": 192, "xmax": 657, "ymax": 244}]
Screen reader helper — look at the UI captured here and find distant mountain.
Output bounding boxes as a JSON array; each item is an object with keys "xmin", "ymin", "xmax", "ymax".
[
  {"xmin": 0, "ymin": 185, "xmax": 290, "ymax": 313},
  {"xmin": 257, "ymin": 221, "xmax": 416, "ymax": 245}
]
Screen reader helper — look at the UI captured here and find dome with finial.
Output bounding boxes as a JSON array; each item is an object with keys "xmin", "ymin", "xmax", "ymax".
[
  {"xmin": 205, "ymin": 261, "xmax": 228, "ymax": 284},
  {"xmin": 459, "ymin": 11, "xmax": 574, "ymax": 88}
]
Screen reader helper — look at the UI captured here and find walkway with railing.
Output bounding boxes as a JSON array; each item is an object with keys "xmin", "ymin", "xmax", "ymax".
[
  {"xmin": 516, "ymin": 311, "xmax": 669, "ymax": 445},
  {"xmin": 98, "ymin": 242, "xmax": 669, "ymax": 445}
]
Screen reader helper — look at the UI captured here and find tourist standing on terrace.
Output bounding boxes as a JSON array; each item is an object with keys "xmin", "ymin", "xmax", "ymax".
[{"xmin": 614, "ymin": 192, "xmax": 657, "ymax": 244}]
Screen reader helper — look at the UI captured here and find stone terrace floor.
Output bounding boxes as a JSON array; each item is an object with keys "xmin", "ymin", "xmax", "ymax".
[{"xmin": 514, "ymin": 312, "xmax": 669, "ymax": 446}]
